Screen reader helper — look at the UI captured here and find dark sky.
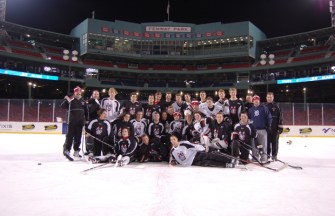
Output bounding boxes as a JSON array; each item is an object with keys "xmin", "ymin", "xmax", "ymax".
[{"xmin": 5, "ymin": 0, "xmax": 331, "ymax": 38}]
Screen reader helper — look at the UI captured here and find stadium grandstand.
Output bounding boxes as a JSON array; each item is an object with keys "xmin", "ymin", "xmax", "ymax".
[{"xmin": 0, "ymin": 3, "xmax": 335, "ymax": 104}]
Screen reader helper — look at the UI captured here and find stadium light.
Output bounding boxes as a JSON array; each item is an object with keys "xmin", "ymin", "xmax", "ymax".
[
  {"xmin": 331, "ymin": 65, "xmax": 335, "ymax": 72},
  {"xmin": 260, "ymin": 53, "xmax": 275, "ymax": 92},
  {"xmin": 247, "ymin": 89, "xmax": 253, "ymax": 95},
  {"xmin": 63, "ymin": 49, "xmax": 78, "ymax": 93}
]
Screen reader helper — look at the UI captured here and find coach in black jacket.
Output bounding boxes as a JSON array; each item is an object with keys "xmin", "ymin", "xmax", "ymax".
[{"xmin": 61, "ymin": 86, "xmax": 88, "ymax": 160}]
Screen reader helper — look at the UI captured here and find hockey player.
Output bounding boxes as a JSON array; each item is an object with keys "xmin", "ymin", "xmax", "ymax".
[
  {"xmin": 85, "ymin": 90, "xmax": 101, "ymax": 155},
  {"xmin": 192, "ymin": 111, "xmax": 212, "ymax": 144},
  {"xmin": 200, "ymin": 97, "xmax": 223, "ymax": 119},
  {"xmin": 244, "ymin": 93, "xmax": 253, "ymax": 113},
  {"xmin": 100, "ymin": 88, "xmax": 121, "ymax": 123},
  {"xmin": 114, "ymin": 127, "xmax": 138, "ymax": 166},
  {"xmin": 208, "ymin": 112, "xmax": 231, "ymax": 151},
  {"xmin": 184, "ymin": 100, "xmax": 201, "ymax": 117},
  {"xmin": 121, "ymin": 92, "xmax": 142, "ymax": 120},
  {"xmin": 147, "ymin": 111, "xmax": 165, "ymax": 141},
  {"xmin": 182, "ymin": 111, "xmax": 195, "ymax": 141},
  {"xmin": 171, "ymin": 93, "xmax": 188, "ymax": 118},
  {"xmin": 198, "ymin": 91, "xmax": 207, "ymax": 111},
  {"xmin": 142, "ymin": 94, "xmax": 160, "ymax": 123},
  {"xmin": 266, "ymin": 92, "xmax": 283, "ymax": 161},
  {"xmin": 227, "ymin": 88, "xmax": 245, "ymax": 126},
  {"xmin": 137, "ymin": 134, "xmax": 166, "ymax": 163},
  {"xmin": 130, "ymin": 110, "xmax": 147, "ymax": 140},
  {"xmin": 87, "ymin": 90, "xmax": 101, "ymax": 121},
  {"xmin": 61, "ymin": 86, "xmax": 88, "ymax": 161},
  {"xmin": 86, "ymin": 108, "xmax": 114, "ymax": 157},
  {"xmin": 230, "ymin": 112, "xmax": 257, "ymax": 164},
  {"xmin": 169, "ymin": 112, "xmax": 185, "ymax": 139},
  {"xmin": 112, "ymin": 112, "xmax": 134, "ymax": 141},
  {"xmin": 169, "ymin": 134, "xmax": 236, "ymax": 168},
  {"xmin": 161, "ymin": 91, "xmax": 173, "ymax": 112},
  {"xmin": 214, "ymin": 89, "xmax": 229, "ymax": 115},
  {"xmin": 184, "ymin": 92, "xmax": 192, "ymax": 106}
]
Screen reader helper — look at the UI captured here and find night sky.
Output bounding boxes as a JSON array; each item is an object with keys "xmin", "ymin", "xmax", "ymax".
[{"xmin": 5, "ymin": 0, "xmax": 332, "ymax": 38}]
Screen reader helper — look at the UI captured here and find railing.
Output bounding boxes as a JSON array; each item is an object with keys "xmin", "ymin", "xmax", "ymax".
[
  {"xmin": 0, "ymin": 99, "xmax": 334, "ymax": 125},
  {"xmin": 0, "ymin": 99, "xmax": 67, "ymax": 123}
]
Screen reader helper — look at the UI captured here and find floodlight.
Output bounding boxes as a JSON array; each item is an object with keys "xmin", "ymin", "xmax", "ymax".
[
  {"xmin": 260, "ymin": 54, "xmax": 266, "ymax": 59},
  {"xmin": 63, "ymin": 50, "xmax": 69, "ymax": 55},
  {"xmin": 268, "ymin": 54, "xmax": 275, "ymax": 59}
]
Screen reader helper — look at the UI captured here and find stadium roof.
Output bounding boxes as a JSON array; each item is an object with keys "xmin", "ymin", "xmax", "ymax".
[
  {"xmin": 0, "ymin": 21, "xmax": 79, "ymax": 48},
  {"xmin": 258, "ymin": 27, "xmax": 335, "ymax": 49}
]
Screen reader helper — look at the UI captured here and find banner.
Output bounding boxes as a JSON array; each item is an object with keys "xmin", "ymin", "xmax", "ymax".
[
  {"xmin": 144, "ymin": 32, "xmax": 151, "ymax": 38},
  {"xmin": 0, "ymin": 122, "xmax": 62, "ymax": 134},
  {"xmin": 185, "ymin": 33, "xmax": 192, "ymax": 38},
  {"xmin": 101, "ymin": 27, "xmax": 110, "ymax": 33},
  {"xmin": 123, "ymin": 30, "xmax": 131, "ymax": 36},
  {"xmin": 205, "ymin": 32, "xmax": 213, "ymax": 37},
  {"xmin": 154, "ymin": 33, "xmax": 162, "ymax": 38},
  {"xmin": 133, "ymin": 32, "xmax": 141, "ymax": 37},
  {"xmin": 146, "ymin": 26, "xmax": 191, "ymax": 32}
]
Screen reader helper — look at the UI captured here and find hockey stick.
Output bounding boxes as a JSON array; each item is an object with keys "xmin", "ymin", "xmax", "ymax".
[
  {"xmin": 238, "ymin": 144, "xmax": 288, "ymax": 172},
  {"xmin": 80, "ymin": 163, "xmax": 112, "ymax": 174},
  {"xmin": 210, "ymin": 150, "xmax": 285, "ymax": 172},
  {"xmin": 85, "ymin": 132, "xmax": 115, "ymax": 149},
  {"xmin": 81, "ymin": 126, "xmax": 86, "ymax": 157},
  {"xmin": 238, "ymin": 140, "xmax": 303, "ymax": 170}
]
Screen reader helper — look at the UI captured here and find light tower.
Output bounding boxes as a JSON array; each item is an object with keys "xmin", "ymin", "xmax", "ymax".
[
  {"xmin": 63, "ymin": 49, "xmax": 78, "ymax": 93},
  {"xmin": 260, "ymin": 53, "xmax": 275, "ymax": 92}
]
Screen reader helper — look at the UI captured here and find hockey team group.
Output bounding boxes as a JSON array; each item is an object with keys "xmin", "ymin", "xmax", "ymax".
[{"xmin": 61, "ymin": 86, "xmax": 283, "ymax": 169}]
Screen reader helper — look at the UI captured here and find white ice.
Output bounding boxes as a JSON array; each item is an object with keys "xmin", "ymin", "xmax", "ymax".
[{"xmin": 0, "ymin": 134, "xmax": 335, "ymax": 216}]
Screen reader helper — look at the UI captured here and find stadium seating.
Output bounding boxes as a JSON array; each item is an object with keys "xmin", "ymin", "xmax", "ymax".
[
  {"xmin": 11, "ymin": 48, "xmax": 42, "ymax": 58},
  {"xmin": 83, "ymin": 59, "xmax": 114, "ymax": 67}
]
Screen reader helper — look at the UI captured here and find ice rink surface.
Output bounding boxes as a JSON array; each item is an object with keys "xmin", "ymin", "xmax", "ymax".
[{"xmin": 0, "ymin": 134, "xmax": 335, "ymax": 216}]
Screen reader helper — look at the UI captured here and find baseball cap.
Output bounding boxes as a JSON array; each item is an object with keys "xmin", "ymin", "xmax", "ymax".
[
  {"xmin": 74, "ymin": 86, "xmax": 82, "ymax": 93},
  {"xmin": 252, "ymin": 95, "xmax": 260, "ymax": 102}
]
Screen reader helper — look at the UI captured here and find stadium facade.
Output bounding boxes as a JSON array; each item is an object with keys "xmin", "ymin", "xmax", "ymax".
[{"xmin": 0, "ymin": 16, "xmax": 335, "ymax": 102}]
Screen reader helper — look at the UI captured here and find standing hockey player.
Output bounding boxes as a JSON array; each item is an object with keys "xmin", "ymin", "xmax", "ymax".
[
  {"xmin": 121, "ymin": 92, "xmax": 142, "ymax": 120},
  {"xmin": 61, "ymin": 86, "xmax": 88, "ymax": 161},
  {"xmin": 227, "ymin": 88, "xmax": 244, "ymax": 126},
  {"xmin": 85, "ymin": 90, "xmax": 101, "ymax": 155},
  {"xmin": 100, "ymin": 88, "xmax": 121, "ymax": 123}
]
